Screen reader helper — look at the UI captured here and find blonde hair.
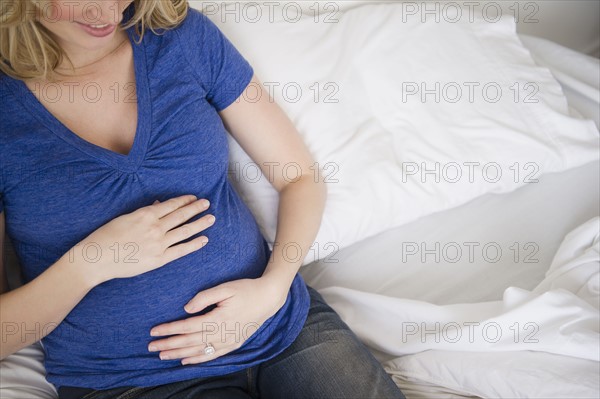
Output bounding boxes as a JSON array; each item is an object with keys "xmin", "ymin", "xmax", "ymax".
[{"xmin": 0, "ymin": 0, "xmax": 189, "ymax": 82}]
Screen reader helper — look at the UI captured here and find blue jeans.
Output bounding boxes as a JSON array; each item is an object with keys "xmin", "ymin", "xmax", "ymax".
[{"xmin": 58, "ymin": 285, "xmax": 406, "ymax": 399}]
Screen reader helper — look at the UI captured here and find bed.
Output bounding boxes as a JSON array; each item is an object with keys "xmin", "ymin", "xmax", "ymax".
[{"xmin": 2, "ymin": 1, "xmax": 599, "ymax": 398}]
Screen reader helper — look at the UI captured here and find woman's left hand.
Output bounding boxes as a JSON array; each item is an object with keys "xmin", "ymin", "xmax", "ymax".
[{"xmin": 147, "ymin": 276, "xmax": 289, "ymax": 365}]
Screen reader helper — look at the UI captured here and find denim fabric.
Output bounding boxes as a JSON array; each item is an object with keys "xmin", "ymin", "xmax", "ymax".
[{"xmin": 58, "ymin": 285, "xmax": 405, "ymax": 399}]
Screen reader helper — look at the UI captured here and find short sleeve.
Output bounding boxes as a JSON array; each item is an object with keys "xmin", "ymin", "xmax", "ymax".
[{"xmin": 177, "ymin": 9, "xmax": 254, "ymax": 112}]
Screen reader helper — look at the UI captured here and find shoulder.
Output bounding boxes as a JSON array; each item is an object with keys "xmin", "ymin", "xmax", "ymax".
[
  {"xmin": 0, "ymin": 74, "xmax": 24, "ymax": 131},
  {"xmin": 0, "ymin": 74, "xmax": 40, "ymax": 155},
  {"xmin": 151, "ymin": 7, "xmax": 213, "ymax": 43},
  {"xmin": 170, "ymin": 7, "xmax": 219, "ymax": 54},
  {"xmin": 129, "ymin": 4, "xmax": 208, "ymax": 38},
  {"xmin": 142, "ymin": 7, "xmax": 213, "ymax": 68},
  {"xmin": 0, "ymin": 70, "xmax": 11, "ymax": 94},
  {"xmin": 176, "ymin": 7, "xmax": 213, "ymax": 33}
]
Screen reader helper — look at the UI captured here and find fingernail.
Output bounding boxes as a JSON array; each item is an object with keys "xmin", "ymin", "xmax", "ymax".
[
  {"xmin": 202, "ymin": 199, "xmax": 210, "ymax": 207},
  {"xmin": 148, "ymin": 345, "xmax": 157, "ymax": 352},
  {"xmin": 150, "ymin": 330, "xmax": 159, "ymax": 336},
  {"xmin": 160, "ymin": 353, "xmax": 170, "ymax": 360}
]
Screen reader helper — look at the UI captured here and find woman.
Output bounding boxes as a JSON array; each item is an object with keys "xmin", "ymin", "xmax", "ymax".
[{"xmin": 0, "ymin": 1, "xmax": 406, "ymax": 398}]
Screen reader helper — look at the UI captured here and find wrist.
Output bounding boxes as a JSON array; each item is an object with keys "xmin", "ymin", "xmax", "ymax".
[
  {"xmin": 262, "ymin": 264, "xmax": 296, "ymax": 291},
  {"xmin": 259, "ymin": 271, "xmax": 294, "ymax": 312},
  {"xmin": 57, "ymin": 247, "xmax": 106, "ymax": 289}
]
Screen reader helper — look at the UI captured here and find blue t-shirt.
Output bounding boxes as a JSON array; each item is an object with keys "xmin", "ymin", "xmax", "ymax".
[{"xmin": 0, "ymin": 5, "xmax": 310, "ymax": 390}]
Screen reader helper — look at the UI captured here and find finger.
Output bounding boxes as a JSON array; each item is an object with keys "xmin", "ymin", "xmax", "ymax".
[
  {"xmin": 150, "ymin": 314, "xmax": 214, "ymax": 337},
  {"xmin": 153, "ymin": 200, "xmax": 160, "ymax": 205},
  {"xmin": 164, "ymin": 213, "xmax": 215, "ymax": 247},
  {"xmin": 184, "ymin": 284, "xmax": 235, "ymax": 314},
  {"xmin": 181, "ymin": 346, "xmax": 231, "ymax": 365},
  {"xmin": 152, "ymin": 195, "xmax": 197, "ymax": 218},
  {"xmin": 148, "ymin": 331, "xmax": 204, "ymax": 352},
  {"xmin": 162, "ymin": 235, "xmax": 208, "ymax": 265},
  {"xmin": 160, "ymin": 198, "xmax": 210, "ymax": 232},
  {"xmin": 161, "ymin": 342, "xmax": 226, "ymax": 362}
]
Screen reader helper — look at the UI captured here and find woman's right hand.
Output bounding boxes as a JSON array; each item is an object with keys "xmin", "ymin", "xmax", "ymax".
[{"xmin": 66, "ymin": 195, "xmax": 215, "ymax": 286}]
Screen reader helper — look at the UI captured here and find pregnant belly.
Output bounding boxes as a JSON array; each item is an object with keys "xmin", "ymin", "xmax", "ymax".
[{"xmin": 43, "ymin": 186, "xmax": 271, "ymax": 373}]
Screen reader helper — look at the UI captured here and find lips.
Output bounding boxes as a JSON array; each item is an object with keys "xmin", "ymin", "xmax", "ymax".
[{"xmin": 75, "ymin": 21, "xmax": 117, "ymax": 37}]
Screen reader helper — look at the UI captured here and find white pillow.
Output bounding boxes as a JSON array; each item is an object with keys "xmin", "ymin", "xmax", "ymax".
[{"xmin": 199, "ymin": 2, "xmax": 600, "ymax": 264}]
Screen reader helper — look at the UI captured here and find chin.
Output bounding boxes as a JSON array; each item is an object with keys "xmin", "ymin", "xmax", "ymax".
[{"xmin": 73, "ymin": 32, "xmax": 117, "ymax": 47}]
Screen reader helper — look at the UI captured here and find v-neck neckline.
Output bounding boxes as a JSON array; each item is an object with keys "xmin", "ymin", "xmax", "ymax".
[{"xmin": 6, "ymin": 16, "xmax": 151, "ymax": 173}]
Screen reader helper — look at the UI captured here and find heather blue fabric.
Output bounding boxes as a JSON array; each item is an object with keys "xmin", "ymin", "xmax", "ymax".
[
  {"xmin": 0, "ymin": 4, "xmax": 310, "ymax": 390},
  {"xmin": 57, "ymin": 286, "xmax": 407, "ymax": 399}
]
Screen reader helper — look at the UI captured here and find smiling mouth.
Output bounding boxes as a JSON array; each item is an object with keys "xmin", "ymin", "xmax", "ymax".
[{"xmin": 75, "ymin": 21, "xmax": 116, "ymax": 28}]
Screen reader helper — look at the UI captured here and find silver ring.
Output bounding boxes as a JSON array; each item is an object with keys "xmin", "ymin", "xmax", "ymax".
[{"xmin": 204, "ymin": 342, "xmax": 215, "ymax": 356}]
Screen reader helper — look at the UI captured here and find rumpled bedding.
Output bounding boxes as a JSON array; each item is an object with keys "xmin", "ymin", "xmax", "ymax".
[{"xmin": 318, "ymin": 216, "xmax": 600, "ymax": 397}]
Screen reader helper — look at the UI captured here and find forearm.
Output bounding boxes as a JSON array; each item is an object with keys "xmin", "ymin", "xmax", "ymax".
[
  {"xmin": 218, "ymin": 75, "xmax": 327, "ymax": 294},
  {"xmin": 261, "ymin": 174, "xmax": 327, "ymax": 293},
  {"xmin": 0, "ymin": 254, "xmax": 97, "ymax": 359}
]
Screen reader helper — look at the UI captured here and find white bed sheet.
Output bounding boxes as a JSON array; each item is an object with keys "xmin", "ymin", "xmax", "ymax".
[
  {"xmin": 519, "ymin": 34, "xmax": 600, "ymax": 129},
  {"xmin": 300, "ymin": 32, "xmax": 599, "ymax": 305},
  {"xmin": 298, "ymin": 33, "xmax": 600, "ymax": 399},
  {"xmin": 300, "ymin": 160, "xmax": 599, "ymax": 306}
]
